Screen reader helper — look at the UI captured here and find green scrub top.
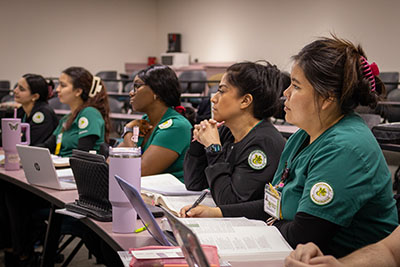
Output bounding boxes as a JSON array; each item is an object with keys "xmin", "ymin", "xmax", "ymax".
[
  {"xmin": 138, "ymin": 107, "xmax": 192, "ymax": 181},
  {"xmin": 272, "ymin": 112, "xmax": 398, "ymax": 257},
  {"xmin": 53, "ymin": 107, "xmax": 105, "ymax": 157}
]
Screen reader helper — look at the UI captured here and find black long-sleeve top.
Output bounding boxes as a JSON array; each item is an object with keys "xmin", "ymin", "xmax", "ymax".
[{"xmin": 183, "ymin": 120, "xmax": 285, "ymax": 205}]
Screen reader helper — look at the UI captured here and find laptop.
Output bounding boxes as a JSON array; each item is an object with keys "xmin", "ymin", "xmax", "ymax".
[
  {"xmin": 115, "ymin": 175, "xmax": 211, "ymax": 267},
  {"xmin": 16, "ymin": 145, "xmax": 76, "ymax": 190}
]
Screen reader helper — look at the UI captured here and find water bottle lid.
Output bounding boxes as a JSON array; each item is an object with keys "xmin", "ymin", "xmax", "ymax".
[{"xmin": 109, "ymin": 147, "xmax": 141, "ymax": 158}]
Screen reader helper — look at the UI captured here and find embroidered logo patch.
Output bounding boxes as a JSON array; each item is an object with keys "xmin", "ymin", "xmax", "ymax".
[
  {"xmin": 248, "ymin": 150, "xmax": 267, "ymax": 170},
  {"xmin": 310, "ymin": 182, "xmax": 334, "ymax": 205},
  {"xmin": 158, "ymin": 119, "xmax": 173, "ymax": 129},
  {"xmin": 32, "ymin": 112, "xmax": 45, "ymax": 124},
  {"xmin": 78, "ymin": 117, "xmax": 89, "ymax": 129}
]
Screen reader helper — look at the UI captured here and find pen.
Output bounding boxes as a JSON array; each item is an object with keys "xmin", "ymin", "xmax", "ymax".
[
  {"xmin": 135, "ymin": 223, "xmax": 148, "ymax": 233},
  {"xmin": 185, "ymin": 190, "xmax": 208, "ymax": 215}
]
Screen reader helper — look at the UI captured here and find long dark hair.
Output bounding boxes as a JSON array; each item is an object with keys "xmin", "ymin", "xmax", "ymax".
[
  {"xmin": 137, "ymin": 64, "xmax": 194, "ymax": 124},
  {"xmin": 292, "ymin": 35, "xmax": 385, "ymax": 114},
  {"xmin": 23, "ymin": 74, "xmax": 53, "ymax": 103},
  {"xmin": 225, "ymin": 61, "xmax": 282, "ymax": 120},
  {"xmin": 62, "ymin": 67, "xmax": 111, "ymax": 143}
]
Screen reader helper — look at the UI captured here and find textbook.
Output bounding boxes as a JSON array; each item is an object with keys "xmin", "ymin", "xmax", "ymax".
[
  {"xmin": 141, "ymin": 174, "xmax": 216, "ymax": 216},
  {"xmin": 162, "ymin": 217, "xmax": 292, "ymax": 263}
]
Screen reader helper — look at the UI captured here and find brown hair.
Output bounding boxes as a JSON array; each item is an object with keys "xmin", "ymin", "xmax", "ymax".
[
  {"xmin": 292, "ymin": 35, "xmax": 385, "ymax": 114},
  {"xmin": 62, "ymin": 67, "xmax": 110, "ymax": 143}
]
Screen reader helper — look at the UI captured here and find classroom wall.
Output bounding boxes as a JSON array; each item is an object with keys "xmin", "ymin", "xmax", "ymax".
[
  {"xmin": 0, "ymin": 0, "xmax": 157, "ymax": 85},
  {"xmin": 156, "ymin": 0, "xmax": 400, "ymax": 72},
  {"xmin": 1, "ymin": 0, "xmax": 399, "ymax": 86}
]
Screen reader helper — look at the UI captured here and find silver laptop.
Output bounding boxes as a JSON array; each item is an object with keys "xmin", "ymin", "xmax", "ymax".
[
  {"xmin": 115, "ymin": 175, "xmax": 211, "ymax": 267},
  {"xmin": 16, "ymin": 145, "xmax": 76, "ymax": 190}
]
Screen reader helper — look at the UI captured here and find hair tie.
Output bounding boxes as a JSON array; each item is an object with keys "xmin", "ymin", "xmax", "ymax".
[
  {"xmin": 89, "ymin": 76, "xmax": 103, "ymax": 97},
  {"xmin": 174, "ymin": 105, "xmax": 186, "ymax": 114},
  {"xmin": 360, "ymin": 56, "xmax": 380, "ymax": 92}
]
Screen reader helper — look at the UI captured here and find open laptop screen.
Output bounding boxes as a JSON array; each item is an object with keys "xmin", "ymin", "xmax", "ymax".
[{"xmin": 114, "ymin": 175, "xmax": 172, "ymax": 246}]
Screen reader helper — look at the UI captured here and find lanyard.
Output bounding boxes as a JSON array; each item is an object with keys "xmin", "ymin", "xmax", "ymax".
[
  {"xmin": 277, "ymin": 162, "xmax": 290, "ymax": 189},
  {"xmin": 55, "ymin": 130, "xmax": 64, "ymax": 155}
]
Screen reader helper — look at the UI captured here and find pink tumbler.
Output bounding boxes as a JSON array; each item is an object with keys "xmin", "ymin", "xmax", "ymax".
[
  {"xmin": 1, "ymin": 118, "xmax": 30, "ymax": 170},
  {"xmin": 109, "ymin": 147, "xmax": 141, "ymax": 233},
  {"xmin": 1, "ymin": 118, "xmax": 31, "ymax": 171}
]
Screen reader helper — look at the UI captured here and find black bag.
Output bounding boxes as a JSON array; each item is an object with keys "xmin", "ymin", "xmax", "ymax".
[{"xmin": 372, "ymin": 123, "xmax": 400, "ymax": 144}]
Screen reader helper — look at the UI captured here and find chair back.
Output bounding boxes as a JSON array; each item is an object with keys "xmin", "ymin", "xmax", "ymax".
[
  {"xmin": 179, "ymin": 70, "xmax": 207, "ymax": 93},
  {"xmin": 96, "ymin": 71, "xmax": 119, "ymax": 93},
  {"xmin": 379, "ymin": 72, "xmax": 399, "ymax": 95}
]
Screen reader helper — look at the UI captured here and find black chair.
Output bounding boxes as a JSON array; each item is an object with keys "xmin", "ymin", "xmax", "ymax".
[
  {"xmin": 386, "ymin": 88, "xmax": 400, "ymax": 122},
  {"xmin": 0, "ymin": 80, "xmax": 11, "ymax": 101},
  {"xmin": 179, "ymin": 70, "xmax": 207, "ymax": 94},
  {"xmin": 379, "ymin": 72, "xmax": 399, "ymax": 96},
  {"xmin": 96, "ymin": 71, "xmax": 119, "ymax": 93}
]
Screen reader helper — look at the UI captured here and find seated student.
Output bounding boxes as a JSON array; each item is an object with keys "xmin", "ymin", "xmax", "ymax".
[
  {"xmin": 0, "ymin": 74, "xmax": 59, "ymax": 266},
  {"xmin": 181, "ymin": 36, "xmax": 398, "ymax": 258},
  {"xmin": 41, "ymin": 66, "xmax": 111, "ymax": 156},
  {"xmin": 118, "ymin": 64, "xmax": 192, "ymax": 181},
  {"xmin": 183, "ymin": 61, "xmax": 286, "ymax": 205},
  {"xmin": 14, "ymin": 74, "xmax": 59, "ymax": 145},
  {"xmin": 284, "ymin": 225, "xmax": 400, "ymax": 267}
]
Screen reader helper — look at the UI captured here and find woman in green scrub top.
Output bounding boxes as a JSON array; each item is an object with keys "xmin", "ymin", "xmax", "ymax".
[
  {"xmin": 13, "ymin": 74, "xmax": 58, "ymax": 145},
  {"xmin": 118, "ymin": 65, "xmax": 192, "ymax": 181},
  {"xmin": 181, "ymin": 36, "xmax": 398, "ymax": 258},
  {"xmin": 41, "ymin": 66, "xmax": 111, "ymax": 156}
]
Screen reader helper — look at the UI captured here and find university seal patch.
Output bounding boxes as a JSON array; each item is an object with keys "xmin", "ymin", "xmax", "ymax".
[
  {"xmin": 158, "ymin": 119, "xmax": 173, "ymax": 129},
  {"xmin": 310, "ymin": 182, "xmax": 334, "ymax": 205},
  {"xmin": 248, "ymin": 150, "xmax": 267, "ymax": 170},
  {"xmin": 32, "ymin": 112, "xmax": 45, "ymax": 124},
  {"xmin": 78, "ymin": 117, "xmax": 89, "ymax": 129}
]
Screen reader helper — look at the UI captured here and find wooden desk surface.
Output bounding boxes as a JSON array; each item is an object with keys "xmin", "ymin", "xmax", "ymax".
[{"xmin": 0, "ymin": 167, "xmax": 159, "ymax": 251}]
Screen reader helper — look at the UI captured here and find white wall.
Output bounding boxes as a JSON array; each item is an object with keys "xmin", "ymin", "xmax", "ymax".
[
  {"xmin": 156, "ymin": 0, "xmax": 400, "ymax": 72},
  {"xmin": 1, "ymin": 0, "xmax": 399, "ymax": 86},
  {"xmin": 0, "ymin": 0, "xmax": 157, "ymax": 85}
]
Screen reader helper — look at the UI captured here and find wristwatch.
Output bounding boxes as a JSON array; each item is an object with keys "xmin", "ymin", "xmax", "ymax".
[
  {"xmin": 121, "ymin": 126, "xmax": 133, "ymax": 138},
  {"xmin": 205, "ymin": 144, "xmax": 222, "ymax": 153}
]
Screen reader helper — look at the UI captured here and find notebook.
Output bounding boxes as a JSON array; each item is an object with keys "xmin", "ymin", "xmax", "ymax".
[
  {"xmin": 115, "ymin": 175, "xmax": 212, "ymax": 267},
  {"xmin": 16, "ymin": 145, "xmax": 76, "ymax": 190}
]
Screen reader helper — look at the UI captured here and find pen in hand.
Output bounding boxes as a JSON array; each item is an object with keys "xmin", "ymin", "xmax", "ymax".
[{"xmin": 185, "ymin": 190, "xmax": 209, "ymax": 215}]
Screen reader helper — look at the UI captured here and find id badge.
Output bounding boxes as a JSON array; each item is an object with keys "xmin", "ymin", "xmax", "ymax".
[{"xmin": 264, "ymin": 183, "xmax": 282, "ymax": 219}]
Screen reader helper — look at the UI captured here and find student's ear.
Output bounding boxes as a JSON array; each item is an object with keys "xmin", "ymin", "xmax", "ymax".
[
  {"xmin": 240, "ymin": 94, "xmax": 253, "ymax": 109},
  {"xmin": 31, "ymin": 93, "xmax": 40, "ymax": 102},
  {"xmin": 75, "ymin": 88, "xmax": 83, "ymax": 97},
  {"xmin": 321, "ymin": 95, "xmax": 337, "ymax": 111}
]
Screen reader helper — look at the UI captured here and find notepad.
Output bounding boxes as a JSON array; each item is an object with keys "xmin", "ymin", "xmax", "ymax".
[{"xmin": 141, "ymin": 173, "xmax": 216, "ymax": 216}]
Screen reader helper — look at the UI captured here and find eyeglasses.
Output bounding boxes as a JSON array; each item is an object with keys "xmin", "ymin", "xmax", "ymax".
[{"xmin": 130, "ymin": 82, "xmax": 146, "ymax": 92}]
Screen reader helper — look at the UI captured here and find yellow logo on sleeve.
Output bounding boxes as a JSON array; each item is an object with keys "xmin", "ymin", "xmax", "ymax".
[
  {"xmin": 310, "ymin": 182, "xmax": 334, "ymax": 205},
  {"xmin": 248, "ymin": 150, "xmax": 267, "ymax": 170},
  {"xmin": 78, "ymin": 117, "xmax": 89, "ymax": 129},
  {"xmin": 158, "ymin": 119, "xmax": 173, "ymax": 129},
  {"xmin": 32, "ymin": 112, "xmax": 45, "ymax": 124}
]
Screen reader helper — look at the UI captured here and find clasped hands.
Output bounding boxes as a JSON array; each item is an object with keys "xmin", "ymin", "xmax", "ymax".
[{"xmin": 192, "ymin": 119, "xmax": 224, "ymax": 147}]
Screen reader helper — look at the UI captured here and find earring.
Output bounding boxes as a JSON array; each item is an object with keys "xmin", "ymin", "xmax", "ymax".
[{"xmin": 154, "ymin": 95, "xmax": 157, "ymax": 100}]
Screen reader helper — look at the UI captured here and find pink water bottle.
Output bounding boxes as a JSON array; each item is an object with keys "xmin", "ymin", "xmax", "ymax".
[
  {"xmin": 1, "ymin": 118, "xmax": 30, "ymax": 170},
  {"xmin": 109, "ymin": 147, "xmax": 141, "ymax": 233}
]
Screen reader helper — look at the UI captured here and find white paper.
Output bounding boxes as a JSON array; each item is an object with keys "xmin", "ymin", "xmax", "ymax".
[
  {"xmin": 178, "ymin": 217, "xmax": 292, "ymax": 262},
  {"xmin": 130, "ymin": 248, "xmax": 184, "ymax": 259},
  {"xmin": 141, "ymin": 173, "xmax": 204, "ymax": 196}
]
